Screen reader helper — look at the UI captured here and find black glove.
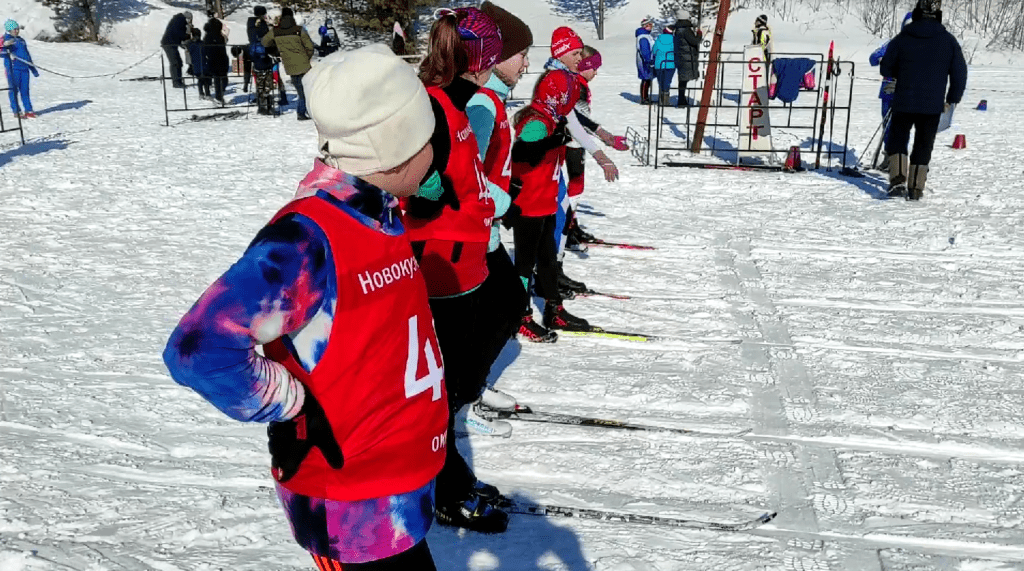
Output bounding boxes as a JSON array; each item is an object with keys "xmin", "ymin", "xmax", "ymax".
[
  {"xmin": 501, "ymin": 202, "xmax": 522, "ymax": 230},
  {"xmin": 268, "ymin": 387, "xmax": 344, "ymax": 483},
  {"xmin": 508, "ymin": 178, "xmax": 523, "ymax": 201},
  {"xmin": 548, "ymin": 119, "xmax": 572, "ymax": 146},
  {"xmin": 511, "ymin": 120, "xmax": 572, "ymax": 166}
]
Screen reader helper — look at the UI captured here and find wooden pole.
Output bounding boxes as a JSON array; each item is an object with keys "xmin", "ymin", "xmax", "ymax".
[{"xmin": 690, "ymin": 0, "xmax": 729, "ymax": 154}]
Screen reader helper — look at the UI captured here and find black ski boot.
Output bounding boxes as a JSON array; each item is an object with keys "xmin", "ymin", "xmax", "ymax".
[
  {"xmin": 556, "ymin": 262, "xmax": 588, "ymax": 295},
  {"xmin": 435, "ymin": 490, "xmax": 509, "ymax": 533},
  {"xmin": 519, "ymin": 314, "xmax": 558, "ymax": 343},
  {"xmin": 543, "ymin": 302, "xmax": 591, "ymax": 331}
]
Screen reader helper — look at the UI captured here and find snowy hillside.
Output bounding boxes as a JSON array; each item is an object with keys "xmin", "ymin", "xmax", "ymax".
[{"xmin": 3, "ymin": 0, "xmax": 1024, "ymax": 570}]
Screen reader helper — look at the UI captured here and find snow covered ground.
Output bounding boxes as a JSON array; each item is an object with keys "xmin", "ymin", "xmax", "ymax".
[{"xmin": 3, "ymin": 0, "xmax": 1024, "ymax": 569}]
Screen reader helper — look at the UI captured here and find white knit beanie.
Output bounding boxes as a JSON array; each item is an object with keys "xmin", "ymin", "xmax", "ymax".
[
  {"xmin": 304, "ymin": 44, "xmax": 434, "ymax": 176},
  {"xmin": 675, "ymin": 8, "xmax": 689, "ymax": 20}
]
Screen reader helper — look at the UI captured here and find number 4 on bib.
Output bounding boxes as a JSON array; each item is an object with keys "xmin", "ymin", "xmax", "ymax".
[{"xmin": 405, "ymin": 315, "xmax": 444, "ymax": 401}]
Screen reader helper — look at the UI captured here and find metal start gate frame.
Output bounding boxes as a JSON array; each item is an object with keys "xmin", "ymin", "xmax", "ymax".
[
  {"xmin": 0, "ymin": 86, "xmax": 26, "ymax": 145},
  {"xmin": 643, "ymin": 50, "xmax": 854, "ymax": 172}
]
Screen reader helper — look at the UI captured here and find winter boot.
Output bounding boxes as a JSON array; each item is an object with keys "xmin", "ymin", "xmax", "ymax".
[
  {"xmin": 571, "ymin": 220, "xmax": 597, "ymax": 243},
  {"xmin": 887, "ymin": 153, "xmax": 909, "ymax": 198},
  {"xmin": 543, "ymin": 302, "xmax": 592, "ymax": 332},
  {"xmin": 907, "ymin": 164, "xmax": 928, "ymax": 201},
  {"xmin": 659, "ymin": 91, "xmax": 670, "ymax": 106},
  {"xmin": 435, "ymin": 489, "xmax": 510, "ymax": 533},
  {"xmin": 519, "ymin": 314, "xmax": 558, "ymax": 343},
  {"xmin": 875, "ymin": 151, "xmax": 890, "ymax": 171},
  {"xmin": 556, "ymin": 262, "xmax": 588, "ymax": 295},
  {"xmin": 473, "ymin": 480, "xmax": 510, "ymax": 508},
  {"xmin": 463, "ymin": 404, "xmax": 513, "ymax": 438},
  {"xmin": 479, "ymin": 388, "xmax": 517, "ymax": 412}
]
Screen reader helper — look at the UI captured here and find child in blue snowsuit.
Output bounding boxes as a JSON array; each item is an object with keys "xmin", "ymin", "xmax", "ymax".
[
  {"xmin": 1, "ymin": 20, "xmax": 38, "ymax": 118},
  {"xmin": 869, "ymin": 12, "xmax": 913, "ymax": 151}
]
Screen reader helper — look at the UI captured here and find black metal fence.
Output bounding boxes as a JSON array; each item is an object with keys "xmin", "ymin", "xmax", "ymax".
[
  {"xmin": 0, "ymin": 86, "xmax": 26, "ymax": 145},
  {"xmin": 643, "ymin": 50, "xmax": 854, "ymax": 171}
]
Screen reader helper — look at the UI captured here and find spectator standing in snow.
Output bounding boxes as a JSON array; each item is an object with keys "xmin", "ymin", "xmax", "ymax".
[
  {"xmin": 164, "ymin": 44, "xmax": 447, "ymax": 570},
  {"xmin": 1, "ymin": 19, "xmax": 38, "ymax": 119},
  {"xmin": 161, "ymin": 11, "xmax": 193, "ymax": 89},
  {"xmin": 248, "ymin": 6, "xmax": 276, "ymax": 114},
  {"xmin": 186, "ymin": 28, "xmax": 210, "ymax": 98},
  {"xmin": 869, "ymin": 11, "xmax": 913, "ymax": 170},
  {"xmin": 652, "ymin": 26, "xmax": 675, "ymax": 106},
  {"xmin": 880, "ymin": 0, "xmax": 966, "ymax": 201},
  {"xmin": 635, "ymin": 17, "xmax": 655, "ymax": 104},
  {"xmin": 673, "ymin": 8, "xmax": 701, "ymax": 107},
  {"xmin": 404, "ymin": 6, "xmax": 509, "ymax": 534},
  {"xmin": 751, "ymin": 14, "xmax": 773, "ymax": 67},
  {"xmin": 203, "ymin": 18, "xmax": 230, "ymax": 104},
  {"xmin": 262, "ymin": 7, "xmax": 314, "ymax": 120},
  {"xmin": 318, "ymin": 18, "xmax": 340, "ymax": 57}
]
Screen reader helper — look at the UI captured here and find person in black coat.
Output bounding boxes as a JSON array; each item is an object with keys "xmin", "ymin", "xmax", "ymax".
[
  {"xmin": 161, "ymin": 11, "xmax": 193, "ymax": 88},
  {"xmin": 880, "ymin": 0, "xmax": 967, "ymax": 200},
  {"xmin": 203, "ymin": 18, "xmax": 230, "ymax": 104},
  {"xmin": 672, "ymin": 8, "xmax": 701, "ymax": 107}
]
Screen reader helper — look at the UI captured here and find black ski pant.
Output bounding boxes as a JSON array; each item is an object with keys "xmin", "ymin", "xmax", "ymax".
[
  {"xmin": 885, "ymin": 111, "xmax": 941, "ymax": 166},
  {"xmin": 480, "ymin": 244, "xmax": 527, "ymax": 371},
  {"xmin": 676, "ymin": 77, "xmax": 689, "ymax": 105},
  {"xmin": 163, "ymin": 45, "xmax": 184, "ymax": 87},
  {"xmin": 311, "ymin": 540, "xmax": 436, "ymax": 571},
  {"xmin": 213, "ymin": 75, "xmax": 227, "ymax": 102},
  {"xmin": 242, "ymin": 52, "xmax": 252, "ymax": 91},
  {"xmin": 512, "ymin": 214, "xmax": 561, "ymax": 308}
]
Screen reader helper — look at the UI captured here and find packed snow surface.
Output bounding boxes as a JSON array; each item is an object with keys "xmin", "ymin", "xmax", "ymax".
[{"xmin": 2, "ymin": 0, "xmax": 1024, "ymax": 569}]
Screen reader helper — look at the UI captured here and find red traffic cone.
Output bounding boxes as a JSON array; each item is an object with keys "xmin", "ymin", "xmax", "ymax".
[
  {"xmin": 784, "ymin": 145, "xmax": 803, "ymax": 172},
  {"xmin": 952, "ymin": 134, "xmax": 967, "ymax": 149}
]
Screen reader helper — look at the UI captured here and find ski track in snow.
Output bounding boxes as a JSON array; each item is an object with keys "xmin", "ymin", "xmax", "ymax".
[{"xmin": 3, "ymin": 2, "xmax": 1024, "ymax": 569}]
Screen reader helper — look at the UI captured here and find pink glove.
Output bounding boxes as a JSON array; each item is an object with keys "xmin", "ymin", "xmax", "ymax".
[{"xmin": 612, "ymin": 136, "xmax": 629, "ymax": 151}]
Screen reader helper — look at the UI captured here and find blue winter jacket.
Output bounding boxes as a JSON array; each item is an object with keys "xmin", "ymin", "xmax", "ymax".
[
  {"xmin": 869, "ymin": 12, "xmax": 913, "ymax": 99},
  {"xmin": 653, "ymin": 33, "xmax": 675, "ymax": 70},
  {"xmin": 635, "ymin": 28, "xmax": 654, "ymax": 80},
  {"xmin": 1, "ymin": 34, "xmax": 35, "ymax": 75},
  {"xmin": 880, "ymin": 18, "xmax": 967, "ymax": 115}
]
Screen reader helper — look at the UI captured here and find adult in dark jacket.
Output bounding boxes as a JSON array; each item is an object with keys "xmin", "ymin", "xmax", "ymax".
[
  {"xmin": 247, "ymin": 6, "xmax": 275, "ymax": 114},
  {"xmin": 262, "ymin": 7, "xmax": 315, "ymax": 120},
  {"xmin": 161, "ymin": 11, "xmax": 193, "ymax": 88},
  {"xmin": 203, "ymin": 18, "xmax": 230, "ymax": 104},
  {"xmin": 880, "ymin": 0, "xmax": 967, "ymax": 200},
  {"xmin": 672, "ymin": 9, "xmax": 700, "ymax": 107}
]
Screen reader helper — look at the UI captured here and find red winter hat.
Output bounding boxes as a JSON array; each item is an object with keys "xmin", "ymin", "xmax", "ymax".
[
  {"xmin": 550, "ymin": 26, "xmax": 583, "ymax": 58},
  {"xmin": 530, "ymin": 69, "xmax": 581, "ymax": 121}
]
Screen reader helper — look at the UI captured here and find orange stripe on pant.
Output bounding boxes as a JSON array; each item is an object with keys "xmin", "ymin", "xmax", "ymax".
[{"xmin": 312, "ymin": 554, "xmax": 343, "ymax": 571}]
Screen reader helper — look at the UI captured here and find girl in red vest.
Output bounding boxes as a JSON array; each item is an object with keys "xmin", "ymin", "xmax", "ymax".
[
  {"xmin": 400, "ymin": 6, "xmax": 510, "ymax": 534},
  {"xmin": 510, "ymin": 68, "xmax": 593, "ymax": 337},
  {"xmin": 164, "ymin": 45, "xmax": 448, "ymax": 570}
]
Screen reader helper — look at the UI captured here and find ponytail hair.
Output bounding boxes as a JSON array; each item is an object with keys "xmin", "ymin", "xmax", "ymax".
[{"xmin": 418, "ymin": 13, "xmax": 470, "ymax": 87}]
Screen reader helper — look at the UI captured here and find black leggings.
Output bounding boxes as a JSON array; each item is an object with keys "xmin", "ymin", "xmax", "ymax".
[
  {"xmin": 512, "ymin": 214, "xmax": 561, "ymax": 306},
  {"xmin": 311, "ymin": 540, "xmax": 436, "ymax": 570},
  {"xmin": 885, "ymin": 111, "xmax": 941, "ymax": 165}
]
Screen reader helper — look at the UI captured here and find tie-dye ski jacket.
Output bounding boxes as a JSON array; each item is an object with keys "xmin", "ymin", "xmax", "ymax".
[{"xmin": 162, "ymin": 160, "xmax": 434, "ymax": 564}]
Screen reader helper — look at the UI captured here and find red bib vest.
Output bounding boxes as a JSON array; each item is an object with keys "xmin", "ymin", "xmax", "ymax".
[
  {"xmin": 511, "ymin": 113, "xmax": 565, "ymax": 217},
  {"xmin": 478, "ymin": 88, "xmax": 512, "ymax": 194},
  {"xmin": 263, "ymin": 196, "xmax": 448, "ymax": 502},
  {"xmin": 400, "ymin": 85, "xmax": 495, "ymax": 296}
]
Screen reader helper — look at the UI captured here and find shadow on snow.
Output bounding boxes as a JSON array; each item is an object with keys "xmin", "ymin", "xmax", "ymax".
[{"xmin": 0, "ymin": 139, "xmax": 71, "ymax": 168}]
